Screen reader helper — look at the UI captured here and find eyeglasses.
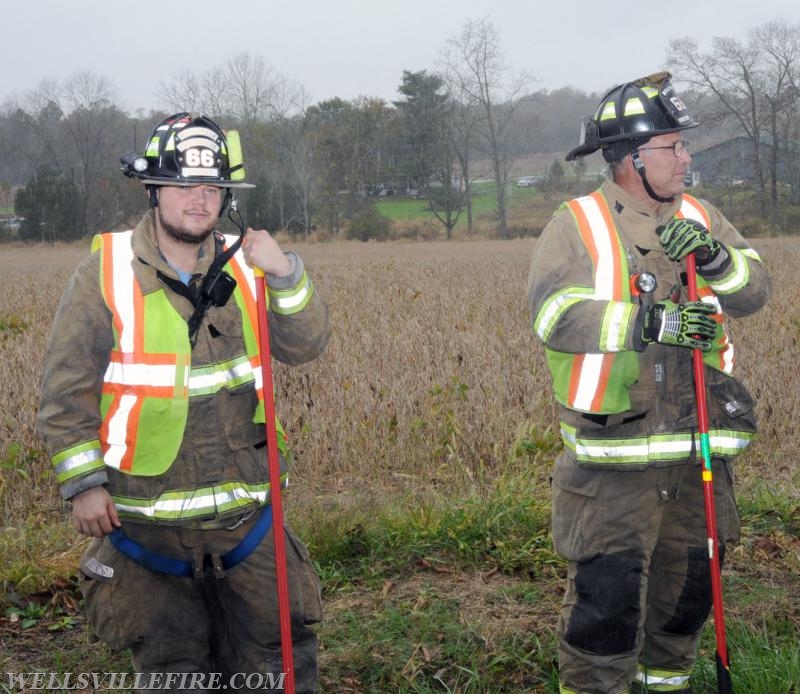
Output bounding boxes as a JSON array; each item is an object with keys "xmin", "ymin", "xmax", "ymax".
[{"xmin": 637, "ymin": 140, "xmax": 690, "ymax": 158}]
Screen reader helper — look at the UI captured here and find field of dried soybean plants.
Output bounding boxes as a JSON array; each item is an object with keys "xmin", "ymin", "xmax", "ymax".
[{"xmin": 1, "ymin": 235, "xmax": 798, "ymax": 692}]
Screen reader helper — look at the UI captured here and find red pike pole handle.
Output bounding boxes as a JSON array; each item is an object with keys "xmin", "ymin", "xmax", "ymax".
[
  {"xmin": 254, "ymin": 268, "xmax": 296, "ymax": 693},
  {"xmin": 686, "ymin": 253, "xmax": 734, "ymax": 694}
]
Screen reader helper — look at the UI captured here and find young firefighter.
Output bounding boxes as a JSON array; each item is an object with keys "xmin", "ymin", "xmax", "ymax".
[
  {"xmin": 37, "ymin": 113, "xmax": 330, "ymax": 692},
  {"xmin": 527, "ymin": 73, "xmax": 771, "ymax": 693}
]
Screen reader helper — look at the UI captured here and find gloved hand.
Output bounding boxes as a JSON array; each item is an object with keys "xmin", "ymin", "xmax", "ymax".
[
  {"xmin": 640, "ymin": 299, "xmax": 717, "ymax": 351},
  {"xmin": 658, "ymin": 218, "xmax": 722, "ymax": 264}
]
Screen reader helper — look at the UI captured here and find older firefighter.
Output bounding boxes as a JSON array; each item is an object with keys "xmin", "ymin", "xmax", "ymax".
[
  {"xmin": 527, "ymin": 73, "xmax": 770, "ymax": 693},
  {"xmin": 37, "ymin": 113, "xmax": 330, "ymax": 692}
]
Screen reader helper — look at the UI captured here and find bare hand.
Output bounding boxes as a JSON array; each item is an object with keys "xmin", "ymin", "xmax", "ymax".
[
  {"xmin": 242, "ymin": 228, "xmax": 291, "ymax": 277},
  {"xmin": 71, "ymin": 486, "xmax": 121, "ymax": 538}
]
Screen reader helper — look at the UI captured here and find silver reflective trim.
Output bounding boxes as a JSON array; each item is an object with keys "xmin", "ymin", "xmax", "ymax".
[
  {"xmin": 188, "ymin": 360, "xmax": 255, "ymax": 392},
  {"xmin": 55, "ymin": 448, "xmax": 103, "ymax": 476},
  {"xmin": 272, "ymin": 281, "xmax": 311, "ymax": 309},
  {"xmin": 635, "ymin": 671, "xmax": 690, "ymax": 687},
  {"xmin": 114, "ymin": 487, "xmax": 270, "ymax": 518}
]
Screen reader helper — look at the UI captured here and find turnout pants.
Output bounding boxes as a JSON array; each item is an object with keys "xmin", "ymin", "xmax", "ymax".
[
  {"xmin": 78, "ymin": 512, "xmax": 323, "ymax": 693},
  {"xmin": 551, "ymin": 454, "xmax": 740, "ymax": 694}
]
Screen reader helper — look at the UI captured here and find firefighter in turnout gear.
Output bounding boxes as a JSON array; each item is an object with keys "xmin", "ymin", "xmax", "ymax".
[
  {"xmin": 527, "ymin": 73, "xmax": 770, "ymax": 693},
  {"xmin": 37, "ymin": 113, "xmax": 330, "ymax": 692}
]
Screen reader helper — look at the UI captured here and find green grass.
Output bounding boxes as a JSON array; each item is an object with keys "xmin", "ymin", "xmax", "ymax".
[
  {"xmin": 373, "ymin": 198, "xmax": 432, "ymax": 221},
  {"xmin": 310, "ymin": 481, "xmax": 556, "ymax": 579},
  {"xmin": 374, "ymin": 183, "xmax": 541, "ymax": 228},
  {"xmin": 2, "ymin": 464, "xmax": 797, "ymax": 692},
  {"xmin": 690, "ymin": 620, "xmax": 800, "ymax": 693}
]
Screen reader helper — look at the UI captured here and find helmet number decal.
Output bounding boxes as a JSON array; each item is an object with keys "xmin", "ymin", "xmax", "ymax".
[
  {"xmin": 668, "ymin": 95, "xmax": 687, "ymax": 112},
  {"xmin": 185, "ymin": 148, "xmax": 216, "ymax": 169}
]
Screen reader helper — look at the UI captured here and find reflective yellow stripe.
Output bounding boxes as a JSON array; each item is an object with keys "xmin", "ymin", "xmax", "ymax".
[
  {"xmin": 600, "ymin": 301, "xmax": 634, "ymax": 352},
  {"xmin": 599, "ymin": 101, "xmax": 617, "ymax": 121},
  {"xmin": 707, "ymin": 246, "xmax": 750, "ymax": 294},
  {"xmin": 52, "ymin": 441, "xmax": 104, "ymax": 484},
  {"xmin": 535, "ymin": 287, "xmax": 594, "ymax": 341},
  {"xmin": 187, "ymin": 355, "xmax": 259, "ymax": 395},
  {"xmin": 112, "ymin": 475, "xmax": 289, "ymax": 522},
  {"xmin": 561, "ymin": 423, "xmax": 753, "ymax": 464},
  {"xmin": 624, "ymin": 95, "xmax": 646, "ymax": 116},
  {"xmin": 637, "ymin": 664, "xmax": 691, "ymax": 690},
  {"xmin": 269, "ymin": 272, "xmax": 314, "ymax": 315}
]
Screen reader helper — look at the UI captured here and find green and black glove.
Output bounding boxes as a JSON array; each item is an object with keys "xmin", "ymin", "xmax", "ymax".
[
  {"xmin": 640, "ymin": 299, "xmax": 717, "ymax": 351},
  {"xmin": 658, "ymin": 218, "xmax": 724, "ymax": 266}
]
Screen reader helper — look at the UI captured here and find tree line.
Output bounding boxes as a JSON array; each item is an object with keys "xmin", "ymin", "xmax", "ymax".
[{"xmin": 1, "ymin": 18, "xmax": 799, "ymax": 243}]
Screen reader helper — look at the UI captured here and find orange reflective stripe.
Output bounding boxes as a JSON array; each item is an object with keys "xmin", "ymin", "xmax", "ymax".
[
  {"xmin": 120, "ymin": 398, "xmax": 144, "ymax": 472},
  {"xmin": 223, "ymin": 238, "xmax": 265, "ymax": 401},
  {"xmin": 564, "ymin": 193, "xmax": 628, "ymax": 411},
  {"xmin": 133, "ymin": 269, "xmax": 145, "ymax": 354},
  {"xmin": 570, "ymin": 199, "xmax": 600, "ymax": 266},
  {"xmin": 108, "ymin": 350, "xmax": 187, "ymax": 366},
  {"xmin": 592, "ymin": 191, "xmax": 625, "ymax": 300},
  {"xmin": 100, "ymin": 235, "xmax": 126, "ymax": 343},
  {"xmin": 678, "ymin": 194, "xmax": 711, "ymax": 229},
  {"xmin": 595, "ymin": 193, "xmax": 628, "ymax": 301},
  {"xmin": 226, "ymin": 244, "xmax": 258, "ymax": 318},
  {"xmin": 102, "ymin": 383, "xmax": 182, "ymax": 398},
  {"xmin": 593, "ymin": 351, "xmax": 615, "ymax": 412},
  {"xmin": 567, "ymin": 354, "xmax": 585, "ymax": 406},
  {"xmin": 98, "ymin": 394, "xmax": 120, "ymax": 458}
]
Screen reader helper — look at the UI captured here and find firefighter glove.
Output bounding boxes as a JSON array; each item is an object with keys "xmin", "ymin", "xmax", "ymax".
[
  {"xmin": 658, "ymin": 218, "xmax": 722, "ymax": 264},
  {"xmin": 640, "ymin": 299, "xmax": 717, "ymax": 351}
]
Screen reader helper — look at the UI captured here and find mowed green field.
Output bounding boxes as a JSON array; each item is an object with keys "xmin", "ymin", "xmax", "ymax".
[{"xmin": 375, "ymin": 182, "xmax": 540, "ymax": 224}]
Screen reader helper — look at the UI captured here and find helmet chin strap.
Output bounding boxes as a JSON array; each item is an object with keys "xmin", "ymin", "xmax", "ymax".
[{"xmin": 630, "ymin": 152, "xmax": 675, "ymax": 204}]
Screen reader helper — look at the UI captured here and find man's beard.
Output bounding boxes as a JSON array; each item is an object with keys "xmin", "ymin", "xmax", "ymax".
[{"xmin": 158, "ymin": 212, "xmax": 215, "ymax": 245}]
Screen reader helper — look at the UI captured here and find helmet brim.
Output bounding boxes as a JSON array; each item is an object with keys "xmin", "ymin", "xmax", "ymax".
[
  {"xmin": 138, "ymin": 176, "xmax": 256, "ymax": 189},
  {"xmin": 566, "ymin": 122, "xmax": 698, "ymax": 162},
  {"xmin": 565, "ymin": 142, "xmax": 599, "ymax": 162}
]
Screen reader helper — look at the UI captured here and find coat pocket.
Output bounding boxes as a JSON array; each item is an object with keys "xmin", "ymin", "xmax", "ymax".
[{"xmin": 705, "ymin": 370, "xmax": 757, "ymax": 435}]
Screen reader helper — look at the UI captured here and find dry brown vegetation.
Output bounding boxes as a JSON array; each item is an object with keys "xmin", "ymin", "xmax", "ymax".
[{"xmin": 1, "ymin": 234, "xmax": 799, "ymax": 540}]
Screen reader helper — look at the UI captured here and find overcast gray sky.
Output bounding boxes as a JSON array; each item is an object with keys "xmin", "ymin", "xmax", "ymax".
[{"xmin": 2, "ymin": 0, "xmax": 798, "ymax": 112}]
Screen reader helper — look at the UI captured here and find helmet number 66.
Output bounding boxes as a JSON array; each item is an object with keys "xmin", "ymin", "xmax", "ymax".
[{"xmin": 185, "ymin": 148, "xmax": 216, "ymax": 168}]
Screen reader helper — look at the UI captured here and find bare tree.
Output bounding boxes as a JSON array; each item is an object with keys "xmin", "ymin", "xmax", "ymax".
[
  {"xmin": 446, "ymin": 85, "xmax": 481, "ymax": 235},
  {"xmin": 266, "ymin": 87, "xmax": 320, "ymax": 239},
  {"xmin": 441, "ymin": 18, "xmax": 534, "ymax": 239},
  {"xmin": 225, "ymin": 53, "xmax": 279, "ymax": 125},
  {"xmin": 669, "ymin": 20, "xmax": 800, "ymax": 213},
  {"xmin": 752, "ymin": 20, "xmax": 800, "ymax": 208},
  {"xmin": 155, "ymin": 69, "xmax": 206, "ymax": 114},
  {"xmin": 156, "ymin": 53, "xmax": 283, "ymax": 124}
]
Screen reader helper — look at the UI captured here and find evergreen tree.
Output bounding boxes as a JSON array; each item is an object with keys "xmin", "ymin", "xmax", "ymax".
[{"xmin": 15, "ymin": 167, "xmax": 83, "ymax": 243}]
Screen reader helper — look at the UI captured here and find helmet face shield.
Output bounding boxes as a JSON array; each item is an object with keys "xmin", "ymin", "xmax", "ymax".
[
  {"xmin": 566, "ymin": 72, "xmax": 698, "ymax": 161},
  {"xmin": 122, "ymin": 113, "xmax": 254, "ymax": 189}
]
